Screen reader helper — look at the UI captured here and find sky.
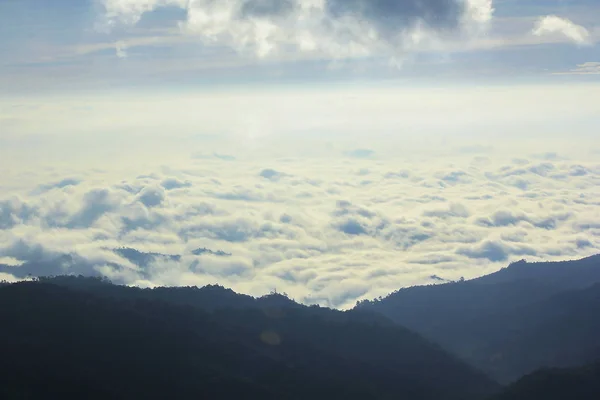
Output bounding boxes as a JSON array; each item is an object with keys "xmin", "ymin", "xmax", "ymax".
[{"xmin": 0, "ymin": 0, "xmax": 599, "ymax": 308}]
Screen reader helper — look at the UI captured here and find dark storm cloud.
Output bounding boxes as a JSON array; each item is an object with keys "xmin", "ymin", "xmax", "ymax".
[
  {"xmin": 325, "ymin": 0, "xmax": 467, "ymax": 30},
  {"xmin": 235, "ymin": 0, "xmax": 468, "ymax": 29}
]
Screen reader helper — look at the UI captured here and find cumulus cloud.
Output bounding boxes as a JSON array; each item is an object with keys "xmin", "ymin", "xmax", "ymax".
[
  {"xmin": 98, "ymin": 0, "xmax": 494, "ymax": 59},
  {"xmin": 532, "ymin": 15, "xmax": 592, "ymax": 46}
]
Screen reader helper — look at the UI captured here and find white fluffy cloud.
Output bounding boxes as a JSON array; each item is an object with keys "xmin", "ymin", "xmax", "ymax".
[
  {"xmin": 532, "ymin": 15, "xmax": 592, "ymax": 46},
  {"xmin": 1, "ymin": 152, "xmax": 600, "ymax": 308},
  {"xmin": 98, "ymin": 0, "xmax": 494, "ymax": 59}
]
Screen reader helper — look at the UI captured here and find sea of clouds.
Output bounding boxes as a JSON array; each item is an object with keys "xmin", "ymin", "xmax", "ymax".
[
  {"xmin": 1, "ymin": 146, "xmax": 599, "ymax": 308},
  {"xmin": 1, "ymin": 0, "xmax": 599, "ymax": 310}
]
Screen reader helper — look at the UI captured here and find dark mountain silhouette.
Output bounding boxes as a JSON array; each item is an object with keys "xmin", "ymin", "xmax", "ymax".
[
  {"xmin": 4, "ymin": 253, "xmax": 600, "ymax": 396},
  {"xmin": 0, "ymin": 278, "xmax": 499, "ymax": 400},
  {"xmin": 442, "ymin": 282, "xmax": 600, "ymax": 383},
  {"xmin": 357, "ymin": 255, "xmax": 600, "ymax": 383},
  {"xmin": 473, "ymin": 255, "xmax": 600, "ymax": 288},
  {"xmin": 36, "ymin": 274, "xmax": 294, "ymax": 311},
  {"xmin": 493, "ymin": 361, "xmax": 600, "ymax": 400}
]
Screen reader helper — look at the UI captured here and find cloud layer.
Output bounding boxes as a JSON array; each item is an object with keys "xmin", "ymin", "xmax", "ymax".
[
  {"xmin": 555, "ymin": 61, "xmax": 600, "ymax": 75},
  {"xmin": 1, "ymin": 151, "xmax": 599, "ymax": 308},
  {"xmin": 99, "ymin": 0, "xmax": 494, "ymax": 59}
]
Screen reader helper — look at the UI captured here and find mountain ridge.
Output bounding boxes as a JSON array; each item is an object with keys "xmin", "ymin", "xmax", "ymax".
[
  {"xmin": 3, "ymin": 253, "xmax": 600, "ymax": 388},
  {"xmin": 356, "ymin": 254, "xmax": 600, "ymax": 383},
  {"xmin": 0, "ymin": 279, "xmax": 499, "ymax": 400}
]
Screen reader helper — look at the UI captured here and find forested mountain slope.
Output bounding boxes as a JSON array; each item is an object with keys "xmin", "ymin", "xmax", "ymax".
[
  {"xmin": 493, "ymin": 362, "xmax": 600, "ymax": 400},
  {"xmin": 0, "ymin": 280, "xmax": 498, "ymax": 400},
  {"xmin": 357, "ymin": 255, "xmax": 600, "ymax": 383}
]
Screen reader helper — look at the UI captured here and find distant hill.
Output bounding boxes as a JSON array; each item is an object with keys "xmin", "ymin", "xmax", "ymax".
[
  {"xmin": 191, "ymin": 247, "xmax": 232, "ymax": 257},
  {"xmin": 114, "ymin": 247, "xmax": 181, "ymax": 266},
  {"xmin": 0, "ymin": 246, "xmax": 231, "ymax": 280},
  {"xmin": 493, "ymin": 362, "xmax": 600, "ymax": 400},
  {"xmin": 357, "ymin": 255, "xmax": 600, "ymax": 383},
  {"xmin": 4, "ymin": 252, "xmax": 600, "ymax": 388},
  {"xmin": 473, "ymin": 255, "xmax": 600, "ymax": 288},
  {"xmin": 0, "ymin": 279, "xmax": 499, "ymax": 400},
  {"xmin": 36, "ymin": 274, "xmax": 301, "ymax": 312}
]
